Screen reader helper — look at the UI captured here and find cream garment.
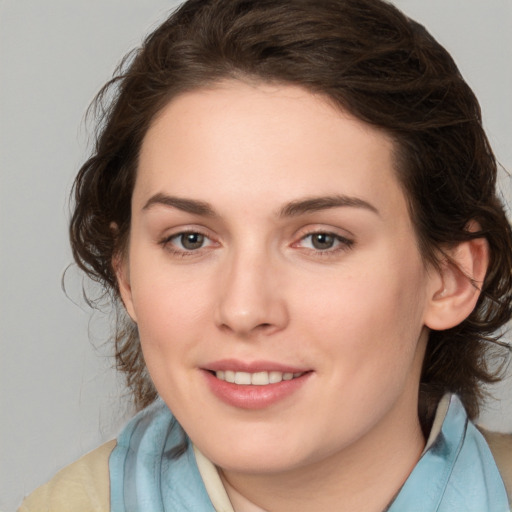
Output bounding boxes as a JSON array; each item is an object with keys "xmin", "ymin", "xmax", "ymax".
[{"xmin": 19, "ymin": 440, "xmax": 116, "ymax": 512}]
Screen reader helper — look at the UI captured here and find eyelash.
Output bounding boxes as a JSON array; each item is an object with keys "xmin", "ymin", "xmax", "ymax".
[
  {"xmin": 160, "ymin": 230, "xmax": 216, "ymax": 258},
  {"xmin": 293, "ymin": 231, "xmax": 354, "ymax": 256},
  {"xmin": 159, "ymin": 229, "xmax": 355, "ymax": 258}
]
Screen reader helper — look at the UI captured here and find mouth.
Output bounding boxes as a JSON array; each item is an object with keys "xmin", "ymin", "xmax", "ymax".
[
  {"xmin": 212, "ymin": 370, "xmax": 306, "ymax": 385},
  {"xmin": 202, "ymin": 362, "xmax": 312, "ymax": 409}
]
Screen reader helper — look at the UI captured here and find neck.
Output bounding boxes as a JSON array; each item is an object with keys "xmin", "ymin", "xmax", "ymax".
[{"xmin": 220, "ymin": 394, "xmax": 425, "ymax": 512}]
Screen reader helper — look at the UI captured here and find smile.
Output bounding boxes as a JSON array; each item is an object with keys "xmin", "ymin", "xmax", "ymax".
[
  {"xmin": 204, "ymin": 367, "xmax": 312, "ymax": 409},
  {"xmin": 214, "ymin": 370, "xmax": 305, "ymax": 386}
]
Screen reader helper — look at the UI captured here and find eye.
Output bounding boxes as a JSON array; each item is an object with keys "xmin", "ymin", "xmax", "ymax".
[
  {"xmin": 176, "ymin": 232, "xmax": 206, "ymax": 250},
  {"xmin": 296, "ymin": 231, "xmax": 354, "ymax": 253},
  {"xmin": 162, "ymin": 230, "xmax": 216, "ymax": 254},
  {"xmin": 308, "ymin": 233, "xmax": 337, "ymax": 250}
]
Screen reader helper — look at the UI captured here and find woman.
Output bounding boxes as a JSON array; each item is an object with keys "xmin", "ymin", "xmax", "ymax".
[{"xmin": 20, "ymin": 0, "xmax": 512, "ymax": 510}]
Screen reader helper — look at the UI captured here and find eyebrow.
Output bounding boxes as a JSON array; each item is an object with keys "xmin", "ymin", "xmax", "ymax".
[
  {"xmin": 142, "ymin": 193, "xmax": 217, "ymax": 217},
  {"xmin": 279, "ymin": 195, "xmax": 379, "ymax": 217},
  {"xmin": 142, "ymin": 193, "xmax": 379, "ymax": 218}
]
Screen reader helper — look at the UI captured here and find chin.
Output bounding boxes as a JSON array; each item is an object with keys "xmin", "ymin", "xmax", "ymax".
[{"xmin": 196, "ymin": 428, "xmax": 321, "ymax": 476}]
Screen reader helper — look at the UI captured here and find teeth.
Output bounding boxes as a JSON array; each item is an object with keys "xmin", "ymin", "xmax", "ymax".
[
  {"xmin": 269, "ymin": 371, "xmax": 283, "ymax": 383},
  {"xmin": 214, "ymin": 370, "xmax": 304, "ymax": 385},
  {"xmin": 251, "ymin": 371, "xmax": 269, "ymax": 385},
  {"xmin": 235, "ymin": 371, "xmax": 252, "ymax": 385}
]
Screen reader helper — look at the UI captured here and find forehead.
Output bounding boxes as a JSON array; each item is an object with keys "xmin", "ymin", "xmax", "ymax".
[{"xmin": 136, "ymin": 81, "xmax": 408, "ymax": 222}]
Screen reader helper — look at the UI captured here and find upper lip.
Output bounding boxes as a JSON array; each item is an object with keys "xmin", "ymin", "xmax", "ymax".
[{"xmin": 204, "ymin": 359, "xmax": 309, "ymax": 373}]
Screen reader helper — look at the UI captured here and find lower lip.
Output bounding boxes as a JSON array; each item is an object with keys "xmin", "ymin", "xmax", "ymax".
[{"xmin": 202, "ymin": 370, "xmax": 311, "ymax": 410}]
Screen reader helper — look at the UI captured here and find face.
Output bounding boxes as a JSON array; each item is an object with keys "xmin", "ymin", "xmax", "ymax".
[{"xmin": 119, "ymin": 81, "xmax": 440, "ymax": 477}]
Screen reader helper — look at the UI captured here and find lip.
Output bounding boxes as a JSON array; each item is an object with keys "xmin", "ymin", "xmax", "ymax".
[
  {"xmin": 201, "ymin": 360, "xmax": 312, "ymax": 410},
  {"xmin": 204, "ymin": 359, "xmax": 308, "ymax": 373}
]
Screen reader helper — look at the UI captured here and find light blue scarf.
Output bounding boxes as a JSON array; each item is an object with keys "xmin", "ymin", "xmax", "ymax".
[
  {"xmin": 109, "ymin": 395, "xmax": 509, "ymax": 511},
  {"xmin": 388, "ymin": 395, "xmax": 509, "ymax": 511},
  {"xmin": 109, "ymin": 400, "xmax": 215, "ymax": 511}
]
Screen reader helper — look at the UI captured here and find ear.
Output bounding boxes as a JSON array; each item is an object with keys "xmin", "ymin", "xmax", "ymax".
[
  {"xmin": 424, "ymin": 232, "xmax": 489, "ymax": 331},
  {"xmin": 112, "ymin": 251, "xmax": 138, "ymax": 323}
]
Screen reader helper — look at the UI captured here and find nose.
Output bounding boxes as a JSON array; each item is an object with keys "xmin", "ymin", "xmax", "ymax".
[{"xmin": 214, "ymin": 247, "xmax": 289, "ymax": 338}]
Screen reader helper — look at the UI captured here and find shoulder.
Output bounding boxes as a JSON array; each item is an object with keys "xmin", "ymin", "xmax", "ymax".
[
  {"xmin": 18, "ymin": 440, "xmax": 116, "ymax": 512},
  {"xmin": 478, "ymin": 427, "xmax": 512, "ymax": 506}
]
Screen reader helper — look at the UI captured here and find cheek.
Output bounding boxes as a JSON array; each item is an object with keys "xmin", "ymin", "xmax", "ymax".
[
  {"xmin": 130, "ymin": 276, "xmax": 207, "ymax": 399},
  {"xmin": 295, "ymin": 255, "xmax": 429, "ymax": 363},
  {"xmin": 128, "ymin": 259, "xmax": 209, "ymax": 354}
]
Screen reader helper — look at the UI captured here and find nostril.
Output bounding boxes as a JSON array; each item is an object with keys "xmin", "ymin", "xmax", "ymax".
[{"xmin": 256, "ymin": 323, "xmax": 275, "ymax": 332}]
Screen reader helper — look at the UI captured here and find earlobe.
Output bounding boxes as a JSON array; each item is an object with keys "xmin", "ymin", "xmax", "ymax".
[
  {"xmin": 424, "ymin": 235, "xmax": 489, "ymax": 331},
  {"xmin": 113, "ymin": 252, "xmax": 138, "ymax": 323}
]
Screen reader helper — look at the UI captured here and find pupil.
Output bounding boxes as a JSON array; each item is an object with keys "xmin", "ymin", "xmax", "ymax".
[
  {"xmin": 312, "ymin": 233, "xmax": 334, "ymax": 250},
  {"xmin": 181, "ymin": 233, "xmax": 204, "ymax": 250}
]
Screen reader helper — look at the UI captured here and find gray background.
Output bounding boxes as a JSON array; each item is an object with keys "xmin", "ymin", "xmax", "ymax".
[{"xmin": 1, "ymin": 1, "xmax": 511, "ymax": 510}]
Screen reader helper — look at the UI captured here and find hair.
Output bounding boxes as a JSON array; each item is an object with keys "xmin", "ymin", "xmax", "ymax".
[{"xmin": 70, "ymin": 0, "xmax": 512, "ymax": 427}]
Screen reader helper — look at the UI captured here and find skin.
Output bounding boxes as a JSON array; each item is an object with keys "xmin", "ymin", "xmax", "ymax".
[{"xmin": 117, "ymin": 81, "xmax": 485, "ymax": 511}]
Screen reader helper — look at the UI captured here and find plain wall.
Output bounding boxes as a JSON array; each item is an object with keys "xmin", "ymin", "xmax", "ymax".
[{"xmin": 1, "ymin": 1, "xmax": 510, "ymax": 509}]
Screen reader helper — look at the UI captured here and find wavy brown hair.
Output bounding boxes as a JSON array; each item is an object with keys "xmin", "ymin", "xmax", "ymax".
[{"xmin": 70, "ymin": 0, "xmax": 512, "ymax": 424}]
